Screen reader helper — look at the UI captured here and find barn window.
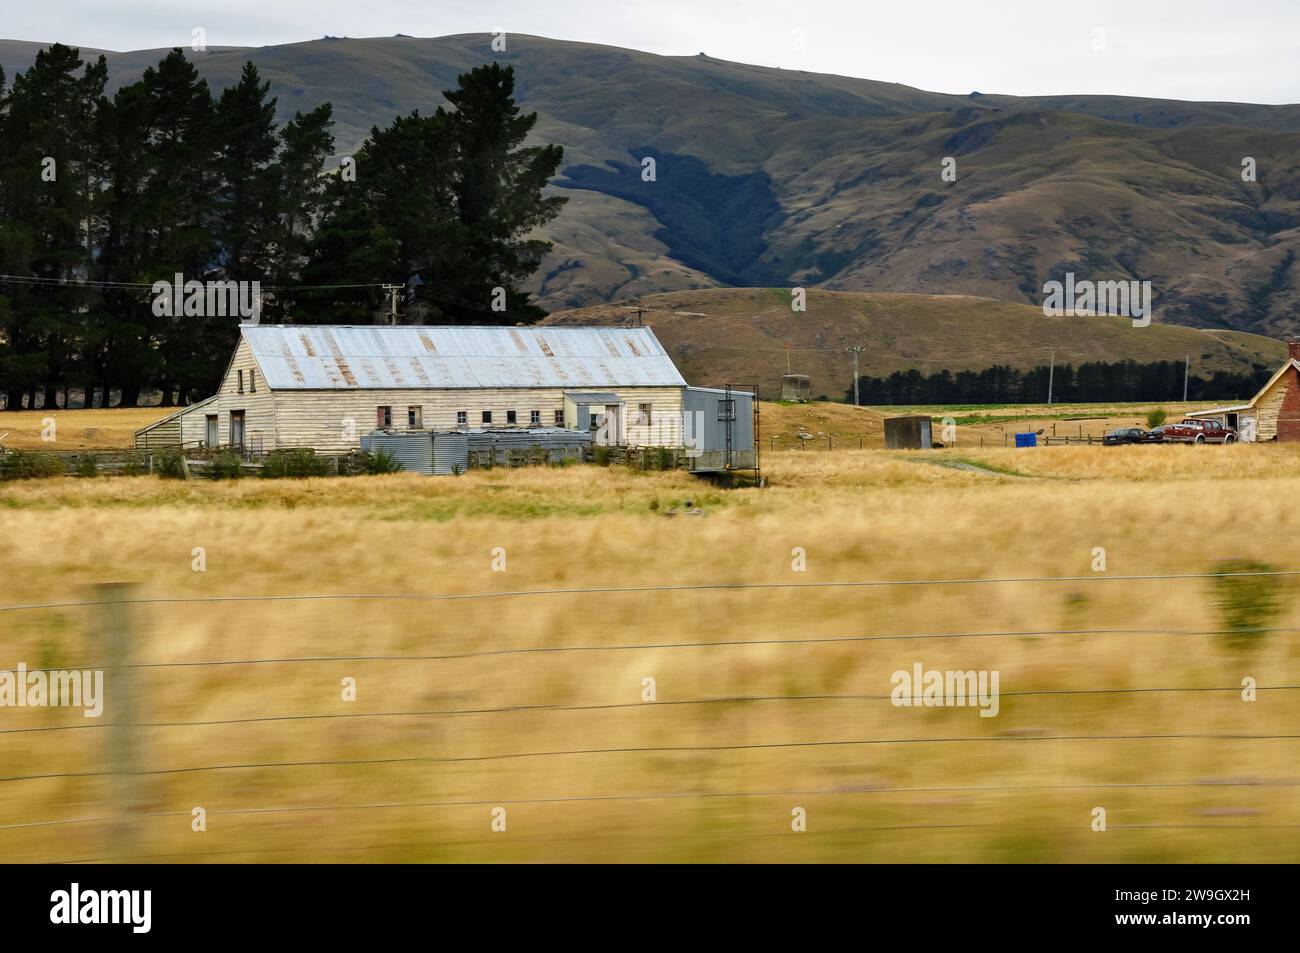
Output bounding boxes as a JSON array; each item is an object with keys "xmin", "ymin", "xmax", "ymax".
[
  {"xmin": 482, "ymin": 410, "xmax": 492, "ymax": 425},
  {"xmin": 237, "ymin": 370, "xmax": 244, "ymax": 394},
  {"xmin": 507, "ymin": 410, "xmax": 518, "ymax": 425},
  {"xmin": 456, "ymin": 411, "xmax": 467, "ymax": 427},
  {"xmin": 718, "ymin": 398, "xmax": 736, "ymax": 421},
  {"xmin": 249, "ymin": 369, "xmax": 256, "ymax": 393},
  {"xmin": 637, "ymin": 403, "xmax": 653, "ymax": 426},
  {"xmin": 408, "ymin": 406, "xmax": 422, "ymax": 428},
  {"xmin": 530, "ymin": 410, "xmax": 541, "ymax": 426},
  {"xmin": 377, "ymin": 405, "xmax": 392, "ymax": 428},
  {"xmin": 554, "ymin": 410, "xmax": 564, "ymax": 426}
]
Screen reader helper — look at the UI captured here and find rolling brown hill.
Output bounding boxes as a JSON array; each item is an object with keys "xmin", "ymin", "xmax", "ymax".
[
  {"xmin": 4, "ymin": 34, "xmax": 1300, "ymax": 332},
  {"xmin": 545, "ymin": 288, "xmax": 1286, "ymax": 398}
]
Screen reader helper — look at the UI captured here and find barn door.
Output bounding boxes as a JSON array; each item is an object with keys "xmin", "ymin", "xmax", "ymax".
[{"xmin": 604, "ymin": 404, "xmax": 622, "ymax": 445}]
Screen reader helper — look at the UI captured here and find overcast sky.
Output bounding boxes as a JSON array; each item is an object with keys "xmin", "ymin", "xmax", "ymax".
[{"xmin": 8, "ymin": 0, "xmax": 1300, "ymax": 104}]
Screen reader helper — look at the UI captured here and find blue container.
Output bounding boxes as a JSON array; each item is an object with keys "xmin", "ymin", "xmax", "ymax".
[{"xmin": 1014, "ymin": 432, "xmax": 1037, "ymax": 448}]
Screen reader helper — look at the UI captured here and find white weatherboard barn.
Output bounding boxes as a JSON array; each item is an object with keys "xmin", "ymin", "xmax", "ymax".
[{"xmin": 135, "ymin": 325, "xmax": 691, "ymax": 452}]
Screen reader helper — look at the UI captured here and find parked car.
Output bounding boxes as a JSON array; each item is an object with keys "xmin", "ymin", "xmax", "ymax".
[
  {"xmin": 1148, "ymin": 418, "xmax": 1237, "ymax": 444},
  {"xmin": 1103, "ymin": 427, "xmax": 1148, "ymax": 445}
]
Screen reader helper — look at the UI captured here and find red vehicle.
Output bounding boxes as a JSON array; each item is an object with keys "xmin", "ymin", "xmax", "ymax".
[{"xmin": 1149, "ymin": 418, "xmax": 1237, "ymax": 444}]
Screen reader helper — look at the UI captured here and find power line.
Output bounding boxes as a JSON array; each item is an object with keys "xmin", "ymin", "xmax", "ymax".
[
  {"xmin": 5, "ymin": 565, "xmax": 1300, "ymax": 615},
  {"xmin": 3, "ymin": 731, "xmax": 1297, "ymax": 785},
  {"xmin": 0, "ymin": 273, "xmax": 389, "ymax": 292},
  {"xmin": 0, "ymin": 275, "xmax": 155, "ymax": 289},
  {"xmin": 411, "ymin": 286, "xmax": 543, "ymax": 324}
]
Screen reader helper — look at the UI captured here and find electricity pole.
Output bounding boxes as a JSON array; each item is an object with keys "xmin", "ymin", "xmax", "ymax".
[
  {"xmin": 382, "ymin": 284, "xmax": 402, "ymax": 325},
  {"xmin": 845, "ymin": 345, "xmax": 864, "ymax": 406},
  {"xmin": 1047, "ymin": 348, "xmax": 1056, "ymax": 406},
  {"xmin": 1183, "ymin": 354, "xmax": 1190, "ymax": 402}
]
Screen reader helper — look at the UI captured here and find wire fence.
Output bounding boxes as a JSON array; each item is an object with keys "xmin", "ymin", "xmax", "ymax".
[
  {"xmin": 7, "ymin": 564, "xmax": 1300, "ymax": 614},
  {"xmin": 5, "ymin": 683, "xmax": 1300, "ymax": 738},
  {"xmin": 2, "ymin": 569, "xmax": 1297, "ymax": 862}
]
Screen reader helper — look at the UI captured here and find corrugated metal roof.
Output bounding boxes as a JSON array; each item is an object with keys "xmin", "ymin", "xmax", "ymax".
[
  {"xmin": 242, "ymin": 325, "xmax": 686, "ymax": 390},
  {"xmin": 134, "ymin": 395, "xmax": 217, "ymax": 434},
  {"xmin": 563, "ymin": 391, "xmax": 623, "ymax": 403}
]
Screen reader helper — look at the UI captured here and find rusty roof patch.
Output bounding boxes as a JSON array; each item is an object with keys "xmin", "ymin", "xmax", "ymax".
[
  {"xmin": 536, "ymin": 334, "xmax": 554, "ymax": 358},
  {"xmin": 278, "ymin": 335, "xmax": 306, "ymax": 384},
  {"xmin": 321, "ymin": 329, "xmax": 358, "ymax": 387},
  {"xmin": 407, "ymin": 357, "xmax": 431, "ymax": 386}
]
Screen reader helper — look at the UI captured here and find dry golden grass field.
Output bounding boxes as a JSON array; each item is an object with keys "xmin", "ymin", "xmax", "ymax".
[
  {"xmin": 0, "ymin": 407, "xmax": 170, "ymax": 451},
  {"xmin": 1, "ymin": 436, "xmax": 1298, "ymax": 863}
]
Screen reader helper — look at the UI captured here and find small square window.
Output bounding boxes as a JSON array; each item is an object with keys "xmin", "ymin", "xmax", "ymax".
[
  {"xmin": 555, "ymin": 410, "xmax": 565, "ymax": 426},
  {"xmin": 507, "ymin": 410, "xmax": 518, "ymax": 426},
  {"xmin": 718, "ymin": 399, "xmax": 736, "ymax": 421},
  {"xmin": 530, "ymin": 410, "xmax": 541, "ymax": 426},
  {"xmin": 377, "ymin": 405, "xmax": 392, "ymax": 428},
  {"xmin": 637, "ymin": 402, "xmax": 652, "ymax": 426},
  {"xmin": 482, "ymin": 410, "xmax": 492, "ymax": 425},
  {"xmin": 408, "ymin": 406, "xmax": 422, "ymax": 428},
  {"xmin": 456, "ymin": 411, "xmax": 468, "ymax": 427}
]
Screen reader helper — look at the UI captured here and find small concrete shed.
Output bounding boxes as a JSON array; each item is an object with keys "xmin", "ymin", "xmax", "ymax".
[
  {"xmin": 884, "ymin": 415, "xmax": 933, "ymax": 450},
  {"xmin": 781, "ymin": 374, "xmax": 811, "ymax": 402}
]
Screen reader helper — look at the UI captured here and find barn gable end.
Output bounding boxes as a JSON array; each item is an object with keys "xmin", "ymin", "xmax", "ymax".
[{"xmin": 1189, "ymin": 345, "xmax": 1300, "ymax": 442}]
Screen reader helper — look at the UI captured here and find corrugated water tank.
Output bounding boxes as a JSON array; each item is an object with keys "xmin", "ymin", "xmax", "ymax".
[
  {"xmin": 432, "ymin": 432, "xmax": 469, "ymax": 474},
  {"xmin": 361, "ymin": 431, "xmax": 434, "ymax": 474}
]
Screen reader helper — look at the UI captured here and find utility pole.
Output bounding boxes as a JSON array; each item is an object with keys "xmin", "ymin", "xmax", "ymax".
[
  {"xmin": 622, "ymin": 305, "xmax": 644, "ymax": 327},
  {"xmin": 382, "ymin": 284, "xmax": 402, "ymax": 325},
  {"xmin": 1047, "ymin": 348, "xmax": 1056, "ymax": 406},
  {"xmin": 845, "ymin": 345, "xmax": 864, "ymax": 406},
  {"xmin": 784, "ymin": 343, "xmax": 792, "ymax": 375},
  {"xmin": 1183, "ymin": 354, "xmax": 1190, "ymax": 402}
]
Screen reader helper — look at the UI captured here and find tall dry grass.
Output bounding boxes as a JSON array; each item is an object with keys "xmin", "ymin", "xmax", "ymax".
[
  {"xmin": 0, "ymin": 407, "xmax": 171, "ymax": 450},
  {"xmin": 0, "ymin": 446, "xmax": 1297, "ymax": 862}
]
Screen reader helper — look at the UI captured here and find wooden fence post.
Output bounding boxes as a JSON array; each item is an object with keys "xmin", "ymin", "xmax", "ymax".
[{"xmin": 97, "ymin": 582, "xmax": 139, "ymax": 861}]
